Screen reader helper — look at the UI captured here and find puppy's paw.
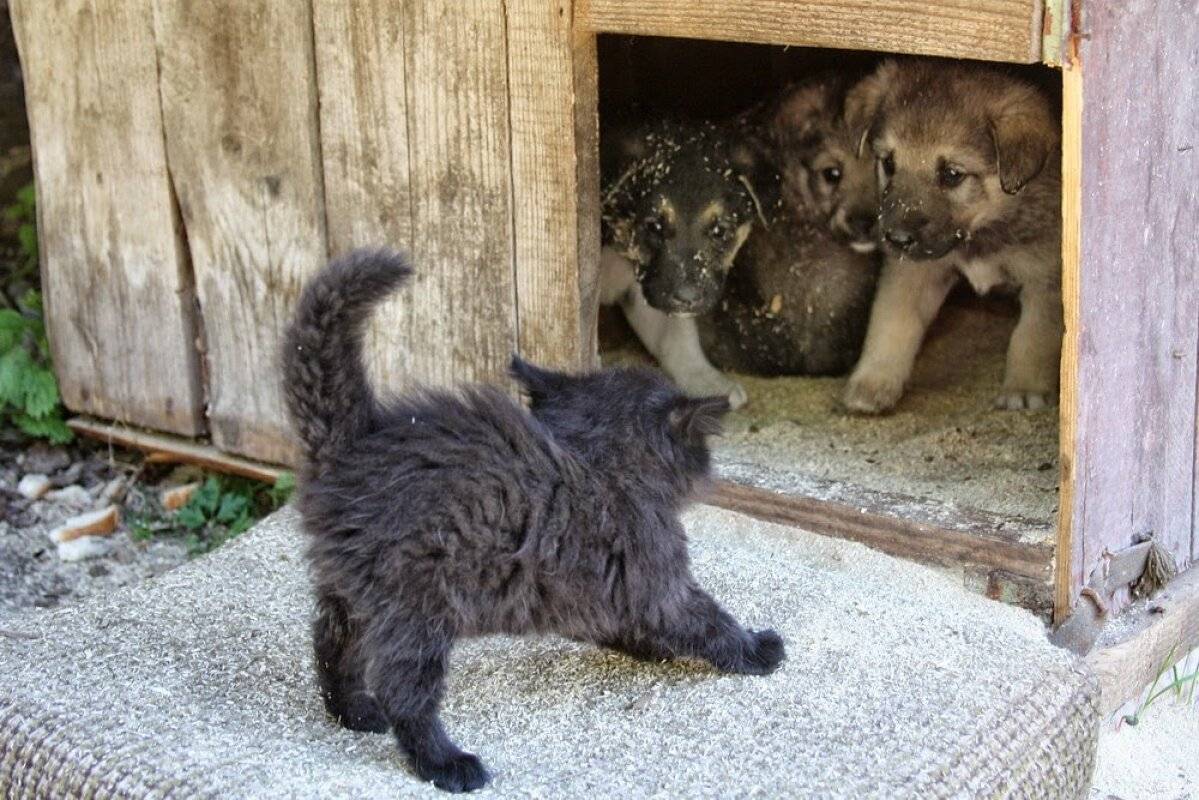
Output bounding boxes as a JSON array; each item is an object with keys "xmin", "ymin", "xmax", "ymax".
[
  {"xmin": 843, "ymin": 372, "xmax": 904, "ymax": 414},
  {"xmin": 416, "ymin": 751, "xmax": 490, "ymax": 793},
  {"xmin": 676, "ymin": 371, "xmax": 748, "ymax": 410},
  {"xmin": 993, "ymin": 389, "xmax": 1055, "ymax": 411}
]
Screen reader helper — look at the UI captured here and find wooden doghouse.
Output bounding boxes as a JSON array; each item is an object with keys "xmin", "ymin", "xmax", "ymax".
[{"xmin": 10, "ymin": 1, "xmax": 1197, "ymax": 630}]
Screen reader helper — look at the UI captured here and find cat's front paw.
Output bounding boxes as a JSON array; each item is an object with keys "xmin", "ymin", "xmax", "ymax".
[
  {"xmin": 728, "ymin": 629, "xmax": 786, "ymax": 676},
  {"xmin": 416, "ymin": 751, "xmax": 490, "ymax": 793},
  {"xmin": 842, "ymin": 370, "xmax": 904, "ymax": 414}
]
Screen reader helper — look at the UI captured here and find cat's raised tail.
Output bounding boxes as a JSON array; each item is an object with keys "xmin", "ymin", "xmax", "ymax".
[{"xmin": 282, "ymin": 248, "xmax": 413, "ymax": 466}]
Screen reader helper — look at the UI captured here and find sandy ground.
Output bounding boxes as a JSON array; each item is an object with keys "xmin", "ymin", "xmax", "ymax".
[
  {"xmin": 1091, "ymin": 700, "xmax": 1198, "ymax": 799},
  {"xmin": 1090, "ymin": 645, "xmax": 1199, "ymax": 800},
  {"xmin": 603, "ymin": 294, "xmax": 1060, "ymax": 533}
]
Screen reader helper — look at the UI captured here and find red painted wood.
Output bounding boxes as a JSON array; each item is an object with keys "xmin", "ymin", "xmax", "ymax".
[{"xmin": 1073, "ymin": 0, "xmax": 1199, "ymax": 588}]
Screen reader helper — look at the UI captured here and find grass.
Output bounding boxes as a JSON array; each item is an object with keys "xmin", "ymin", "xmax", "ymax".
[{"xmin": 1122, "ymin": 644, "xmax": 1199, "ymax": 727}]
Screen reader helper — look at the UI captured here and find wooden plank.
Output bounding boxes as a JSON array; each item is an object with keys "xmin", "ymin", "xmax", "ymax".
[
  {"xmin": 707, "ymin": 480, "xmax": 1055, "ymax": 582},
  {"xmin": 504, "ymin": 0, "xmax": 596, "ymax": 369},
  {"xmin": 311, "ymin": 0, "xmax": 416, "ymax": 390},
  {"xmin": 1088, "ymin": 566, "xmax": 1199, "ymax": 717},
  {"xmin": 68, "ymin": 417, "xmax": 285, "ymax": 484},
  {"xmin": 577, "ymin": 0, "xmax": 1043, "ymax": 64},
  {"xmin": 397, "ymin": 1, "xmax": 518, "ymax": 388},
  {"xmin": 573, "ymin": 30, "xmax": 602, "ymax": 370},
  {"xmin": 1069, "ymin": 0, "xmax": 1199, "ymax": 610},
  {"xmin": 151, "ymin": 0, "xmax": 327, "ymax": 465},
  {"xmin": 1055, "ymin": 49, "xmax": 1083, "ymax": 624},
  {"xmin": 9, "ymin": 0, "xmax": 203, "ymax": 436}
]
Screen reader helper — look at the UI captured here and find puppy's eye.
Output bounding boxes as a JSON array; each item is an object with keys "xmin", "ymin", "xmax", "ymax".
[
  {"xmin": 879, "ymin": 154, "xmax": 895, "ymax": 177},
  {"xmin": 939, "ymin": 165, "xmax": 966, "ymax": 188},
  {"xmin": 708, "ymin": 222, "xmax": 727, "ymax": 239},
  {"xmin": 643, "ymin": 217, "xmax": 664, "ymax": 235},
  {"xmin": 820, "ymin": 166, "xmax": 842, "ymax": 185}
]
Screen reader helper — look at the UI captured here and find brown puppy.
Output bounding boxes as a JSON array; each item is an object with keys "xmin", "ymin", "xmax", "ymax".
[
  {"xmin": 841, "ymin": 59, "xmax": 1061, "ymax": 413},
  {"xmin": 698, "ymin": 78, "xmax": 881, "ymax": 376}
]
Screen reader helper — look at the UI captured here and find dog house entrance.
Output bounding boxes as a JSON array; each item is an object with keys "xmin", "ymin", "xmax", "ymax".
[{"xmin": 596, "ymin": 36, "xmax": 1063, "ymax": 616}]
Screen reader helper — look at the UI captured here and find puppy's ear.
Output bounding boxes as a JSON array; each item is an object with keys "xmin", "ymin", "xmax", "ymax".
[
  {"xmin": 668, "ymin": 395, "xmax": 731, "ymax": 441},
  {"xmin": 771, "ymin": 83, "xmax": 830, "ymax": 150},
  {"xmin": 509, "ymin": 355, "xmax": 569, "ymax": 402},
  {"xmin": 989, "ymin": 92, "xmax": 1057, "ymax": 194},
  {"xmin": 844, "ymin": 61, "xmax": 898, "ymax": 156}
]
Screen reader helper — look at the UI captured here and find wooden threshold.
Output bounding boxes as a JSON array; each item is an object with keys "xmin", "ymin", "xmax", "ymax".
[
  {"xmin": 1087, "ymin": 565, "xmax": 1199, "ymax": 717},
  {"xmin": 707, "ymin": 473, "xmax": 1056, "ymax": 616},
  {"xmin": 67, "ymin": 417, "xmax": 287, "ymax": 484},
  {"xmin": 577, "ymin": 0, "xmax": 1043, "ymax": 64}
]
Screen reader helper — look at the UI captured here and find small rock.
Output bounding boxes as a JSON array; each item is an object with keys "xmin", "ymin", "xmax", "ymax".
[
  {"xmin": 57, "ymin": 536, "xmax": 112, "ymax": 563},
  {"xmin": 161, "ymin": 481, "xmax": 201, "ymax": 511},
  {"xmin": 22, "ymin": 442, "xmax": 71, "ymax": 475},
  {"xmin": 87, "ymin": 563, "xmax": 111, "ymax": 577},
  {"xmin": 17, "ymin": 473, "xmax": 51, "ymax": 500},
  {"xmin": 46, "ymin": 485, "xmax": 92, "ymax": 510},
  {"xmin": 48, "ymin": 462, "xmax": 84, "ymax": 488},
  {"xmin": 48, "ymin": 506, "xmax": 120, "ymax": 544},
  {"xmin": 99, "ymin": 477, "xmax": 127, "ymax": 504}
]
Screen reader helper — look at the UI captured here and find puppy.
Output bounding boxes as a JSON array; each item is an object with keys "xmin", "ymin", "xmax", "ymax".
[
  {"xmin": 699, "ymin": 78, "xmax": 881, "ymax": 376},
  {"xmin": 600, "ymin": 119, "xmax": 763, "ymax": 407},
  {"xmin": 841, "ymin": 59, "xmax": 1062, "ymax": 413}
]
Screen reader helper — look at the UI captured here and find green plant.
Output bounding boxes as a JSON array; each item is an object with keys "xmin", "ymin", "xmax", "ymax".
[
  {"xmin": 1123, "ymin": 644, "xmax": 1199, "ymax": 726},
  {"xmin": 0, "ymin": 183, "xmax": 68, "ymax": 443},
  {"xmin": 0, "ymin": 290, "xmax": 71, "ymax": 443},
  {"xmin": 173, "ymin": 472, "xmax": 295, "ymax": 555}
]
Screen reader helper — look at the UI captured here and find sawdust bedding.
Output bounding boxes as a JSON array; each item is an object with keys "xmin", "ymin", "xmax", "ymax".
[{"xmin": 601, "ymin": 295, "xmax": 1060, "ymax": 526}]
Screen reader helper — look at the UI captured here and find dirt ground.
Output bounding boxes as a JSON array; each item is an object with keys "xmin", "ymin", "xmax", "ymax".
[
  {"xmin": 602, "ymin": 292, "xmax": 1060, "ymax": 536},
  {"xmin": 0, "ymin": 437, "xmax": 189, "ymax": 619}
]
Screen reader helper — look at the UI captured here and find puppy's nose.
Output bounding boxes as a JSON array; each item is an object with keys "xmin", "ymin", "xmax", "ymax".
[
  {"xmin": 671, "ymin": 285, "xmax": 701, "ymax": 305},
  {"xmin": 885, "ymin": 228, "xmax": 916, "ymax": 249},
  {"xmin": 848, "ymin": 210, "xmax": 878, "ymax": 239},
  {"xmin": 885, "ymin": 213, "xmax": 928, "ymax": 250}
]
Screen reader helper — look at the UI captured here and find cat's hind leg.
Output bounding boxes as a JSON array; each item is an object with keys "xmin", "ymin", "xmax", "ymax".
[
  {"xmin": 313, "ymin": 590, "xmax": 388, "ymax": 733},
  {"xmin": 365, "ymin": 614, "xmax": 489, "ymax": 793}
]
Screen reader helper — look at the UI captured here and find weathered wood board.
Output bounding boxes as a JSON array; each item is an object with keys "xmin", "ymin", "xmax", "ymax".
[
  {"xmin": 151, "ymin": 0, "xmax": 328, "ymax": 464},
  {"xmin": 1066, "ymin": 0, "xmax": 1199, "ymax": 607},
  {"xmin": 506, "ymin": 0, "xmax": 598, "ymax": 369},
  {"xmin": 312, "ymin": 0, "xmax": 416, "ymax": 391},
  {"xmin": 10, "ymin": 0, "xmax": 204, "ymax": 436},
  {"xmin": 578, "ymin": 0, "xmax": 1043, "ymax": 64},
  {"xmin": 395, "ymin": 1, "xmax": 518, "ymax": 389}
]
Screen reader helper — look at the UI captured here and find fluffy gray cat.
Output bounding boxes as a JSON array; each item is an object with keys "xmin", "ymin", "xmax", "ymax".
[{"xmin": 281, "ymin": 249, "xmax": 785, "ymax": 793}]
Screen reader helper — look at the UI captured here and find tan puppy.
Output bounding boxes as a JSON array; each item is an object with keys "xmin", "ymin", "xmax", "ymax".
[{"xmin": 841, "ymin": 59, "xmax": 1062, "ymax": 413}]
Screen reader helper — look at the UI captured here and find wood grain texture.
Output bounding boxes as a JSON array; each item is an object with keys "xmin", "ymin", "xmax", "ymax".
[
  {"xmin": 707, "ymin": 481, "xmax": 1055, "ymax": 582},
  {"xmin": 151, "ymin": 0, "xmax": 327, "ymax": 464},
  {"xmin": 1056, "ymin": 55, "xmax": 1083, "ymax": 623},
  {"xmin": 397, "ymin": 1, "xmax": 517, "ymax": 389},
  {"xmin": 1087, "ymin": 566, "xmax": 1199, "ymax": 717},
  {"xmin": 68, "ymin": 417, "xmax": 285, "ymax": 484},
  {"xmin": 1070, "ymin": 0, "xmax": 1199, "ymax": 605},
  {"xmin": 573, "ymin": 30, "xmax": 602, "ymax": 369},
  {"xmin": 503, "ymin": 1, "xmax": 594, "ymax": 369},
  {"xmin": 311, "ymin": 0, "xmax": 416, "ymax": 390},
  {"xmin": 578, "ymin": 0, "xmax": 1043, "ymax": 64},
  {"xmin": 10, "ymin": 0, "xmax": 203, "ymax": 436}
]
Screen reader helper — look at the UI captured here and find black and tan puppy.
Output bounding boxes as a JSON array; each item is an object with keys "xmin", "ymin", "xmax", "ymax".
[
  {"xmin": 841, "ymin": 59, "xmax": 1062, "ymax": 413},
  {"xmin": 600, "ymin": 119, "xmax": 763, "ymax": 407},
  {"xmin": 699, "ymin": 78, "xmax": 881, "ymax": 376}
]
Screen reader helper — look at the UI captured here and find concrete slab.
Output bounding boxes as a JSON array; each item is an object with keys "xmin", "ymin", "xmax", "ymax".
[{"xmin": 0, "ymin": 505, "xmax": 1098, "ymax": 798}]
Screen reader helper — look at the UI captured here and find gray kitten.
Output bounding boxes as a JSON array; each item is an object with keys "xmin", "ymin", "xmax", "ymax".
[{"xmin": 281, "ymin": 249, "xmax": 786, "ymax": 793}]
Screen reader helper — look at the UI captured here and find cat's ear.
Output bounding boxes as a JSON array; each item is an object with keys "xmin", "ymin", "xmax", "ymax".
[
  {"xmin": 668, "ymin": 395, "xmax": 730, "ymax": 441},
  {"xmin": 509, "ymin": 355, "xmax": 570, "ymax": 402}
]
